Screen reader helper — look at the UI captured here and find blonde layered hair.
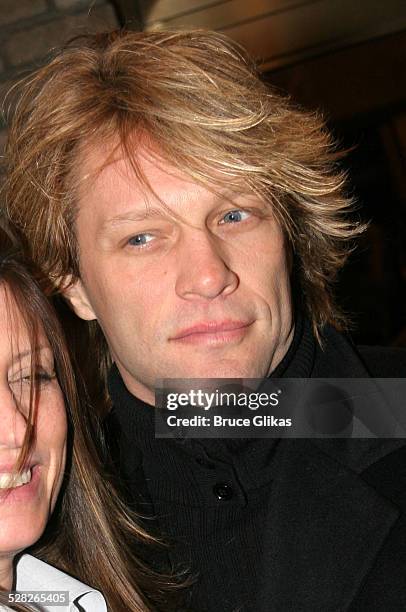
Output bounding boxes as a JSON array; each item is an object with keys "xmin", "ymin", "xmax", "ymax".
[{"xmin": 4, "ymin": 29, "xmax": 362, "ymax": 341}]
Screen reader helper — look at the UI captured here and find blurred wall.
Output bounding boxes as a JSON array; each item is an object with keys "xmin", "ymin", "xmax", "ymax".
[{"xmin": 0, "ymin": 0, "xmax": 119, "ymax": 153}]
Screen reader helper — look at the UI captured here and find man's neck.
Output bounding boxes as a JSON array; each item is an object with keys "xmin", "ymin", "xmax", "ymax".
[
  {"xmin": 268, "ymin": 319, "xmax": 296, "ymax": 376},
  {"xmin": 114, "ymin": 361, "xmax": 156, "ymax": 406}
]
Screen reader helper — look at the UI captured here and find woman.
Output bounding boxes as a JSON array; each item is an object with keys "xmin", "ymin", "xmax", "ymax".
[{"xmin": 0, "ymin": 224, "xmax": 183, "ymax": 611}]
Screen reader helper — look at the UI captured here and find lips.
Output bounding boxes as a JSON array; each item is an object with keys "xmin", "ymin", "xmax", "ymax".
[
  {"xmin": 0, "ymin": 464, "xmax": 40, "ymax": 502},
  {"xmin": 0, "ymin": 468, "xmax": 32, "ymax": 489},
  {"xmin": 0, "ymin": 461, "xmax": 37, "ymax": 489},
  {"xmin": 170, "ymin": 320, "xmax": 254, "ymax": 346}
]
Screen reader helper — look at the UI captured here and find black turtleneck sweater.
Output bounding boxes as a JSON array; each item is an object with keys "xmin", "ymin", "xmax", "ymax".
[{"xmin": 105, "ymin": 317, "xmax": 405, "ymax": 612}]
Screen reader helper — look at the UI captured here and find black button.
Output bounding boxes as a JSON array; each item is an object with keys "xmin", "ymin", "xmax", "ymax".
[{"xmin": 213, "ymin": 482, "xmax": 234, "ymax": 501}]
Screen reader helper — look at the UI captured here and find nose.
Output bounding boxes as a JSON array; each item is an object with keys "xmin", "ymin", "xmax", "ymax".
[
  {"xmin": 0, "ymin": 384, "xmax": 29, "ymax": 450},
  {"xmin": 175, "ymin": 231, "xmax": 239, "ymax": 301}
]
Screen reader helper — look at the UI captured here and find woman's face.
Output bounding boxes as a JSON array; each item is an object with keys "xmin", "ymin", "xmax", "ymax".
[{"xmin": 0, "ymin": 285, "xmax": 67, "ymax": 557}]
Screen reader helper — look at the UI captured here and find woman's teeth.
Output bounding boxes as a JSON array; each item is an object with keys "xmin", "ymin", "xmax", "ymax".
[{"xmin": 0, "ymin": 469, "xmax": 32, "ymax": 489}]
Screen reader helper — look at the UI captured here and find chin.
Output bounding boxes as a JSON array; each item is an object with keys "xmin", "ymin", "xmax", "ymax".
[
  {"xmin": 0, "ymin": 514, "xmax": 47, "ymax": 557},
  {"xmin": 182, "ymin": 359, "xmax": 266, "ymax": 381},
  {"xmin": 0, "ymin": 533, "xmax": 43, "ymax": 558}
]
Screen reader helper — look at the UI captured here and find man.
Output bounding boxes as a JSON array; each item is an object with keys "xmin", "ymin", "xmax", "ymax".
[{"xmin": 4, "ymin": 29, "xmax": 406, "ymax": 611}]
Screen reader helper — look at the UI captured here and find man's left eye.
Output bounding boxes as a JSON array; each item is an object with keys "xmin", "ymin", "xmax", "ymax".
[
  {"xmin": 128, "ymin": 233, "xmax": 154, "ymax": 247},
  {"xmin": 220, "ymin": 210, "xmax": 250, "ymax": 224}
]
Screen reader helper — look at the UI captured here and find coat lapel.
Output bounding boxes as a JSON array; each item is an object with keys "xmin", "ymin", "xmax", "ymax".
[{"xmin": 256, "ymin": 439, "xmax": 400, "ymax": 611}]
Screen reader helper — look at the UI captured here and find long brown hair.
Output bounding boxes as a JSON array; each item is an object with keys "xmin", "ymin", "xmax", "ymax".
[{"xmin": 0, "ymin": 223, "xmax": 184, "ymax": 611}]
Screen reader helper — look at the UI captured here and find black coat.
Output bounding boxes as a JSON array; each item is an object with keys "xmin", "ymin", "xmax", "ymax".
[
  {"xmin": 253, "ymin": 436, "xmax": 406, "ymax": 611},
  {"xmin": 105, "ymin": 321, "xmax": 406, "ymax": 612}
]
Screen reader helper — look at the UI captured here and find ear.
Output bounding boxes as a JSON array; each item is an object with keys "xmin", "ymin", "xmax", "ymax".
[{"xmin": 62, "ymin": 278, "xmax": 97, "ymax": 321}]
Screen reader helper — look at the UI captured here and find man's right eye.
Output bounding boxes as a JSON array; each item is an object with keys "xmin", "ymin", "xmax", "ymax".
[{"xmin": 127, "ymin": 233, "xmax": 154, "ymax": 247}]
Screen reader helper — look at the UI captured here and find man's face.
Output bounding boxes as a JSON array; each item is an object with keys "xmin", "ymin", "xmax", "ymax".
[{"xmin": 70, "ymin": 142, "xmax": 293, "ymax": 405}]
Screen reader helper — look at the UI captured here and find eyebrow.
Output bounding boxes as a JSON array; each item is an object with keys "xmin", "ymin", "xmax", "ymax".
[
  {"xmin": 11, "ymin": 345, "xmax": 50, "ymax": 366},
  {"xmin": 101, "ymin": 207, "xmax": 169, "ymax": 231}
]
